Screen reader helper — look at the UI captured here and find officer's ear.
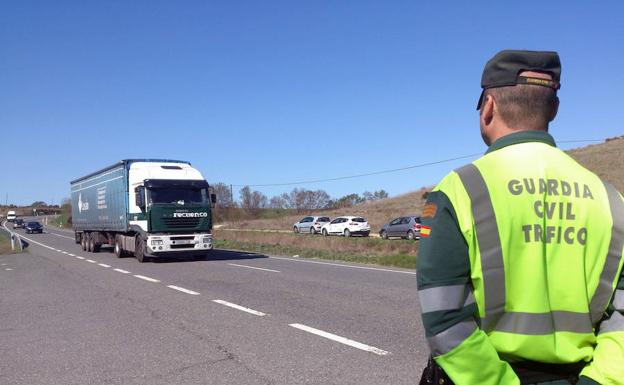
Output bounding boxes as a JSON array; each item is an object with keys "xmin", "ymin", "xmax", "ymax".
[
  {"xmin": 480, "ymin": 93, "xmax": 495, "ymax": 127},
  {"xmin": 549, "ymin": 96, "xmax": 559, "ymax": 122}
]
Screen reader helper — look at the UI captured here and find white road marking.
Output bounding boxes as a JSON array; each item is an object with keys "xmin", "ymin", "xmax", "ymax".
[
  {"xmin": 269, "ymin": 256, "xmax": 416, "ymax": 275},
  {"xmin": 134, "ymin": 275, "xmax": 160, "ymax": 283},
  {"xmin": 61, "ymin": 251, "xmax": 68, "ymax": 254},
  {"xmin": 68, "ymin": 253, "xmax": 75, "ymax": 257},
  {"xmin": 289, "ymin": 323, "xmax": 390, "ymax": 356},
  {"xmin": 5, "ymin": 268, "xmax": 13, "ymax": 271},
  {"xmin": 227, "ymin": 263, "xmax": 280, "ymax": 273},
  {"xmin": 1, "ymin": 263, "xmax": 6, "ymax": 266},
  {"xmin": 76, "ymin": 256, "xmax": 85, "ymax": 260},
  {"xmin": 49, "ymin": 232, "xmax": 75, "ymax": 240},
  {"xmin": 86, "ymin": 259, "xmax": 97, "ymax": 263},
  {"xmin": 167, "ymin": 285, "xmax": 200, "ymax": 295},
  {"xmin": 114, "ymin": 268, "xmax": 130, "ymax": 274},
  {"xmin": 212, "ymin": 300, "xmax": 267, "ymax": 316},
  {"xmin": 98, "ymin": 263, "xmax": 111, "ymax": 268}
]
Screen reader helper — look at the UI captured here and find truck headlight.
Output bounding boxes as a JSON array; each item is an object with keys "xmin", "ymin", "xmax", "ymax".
[
  {"xmin": 151, "ymin": 239, "xmax": 163, "ymax": 246},
  {"xmin": 202, "ymin": 237, "xmax": 212, "ymax": 244}
]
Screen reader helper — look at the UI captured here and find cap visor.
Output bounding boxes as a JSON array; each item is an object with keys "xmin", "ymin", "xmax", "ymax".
[{"xmin": 476, "ymin": 90, "xmax": 485, "ymax": 110}]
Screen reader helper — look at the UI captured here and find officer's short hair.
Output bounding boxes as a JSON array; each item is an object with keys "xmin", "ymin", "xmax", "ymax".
[{"xmin": 484, "ymin": 83, "xmax": 557, "ymax": 129}]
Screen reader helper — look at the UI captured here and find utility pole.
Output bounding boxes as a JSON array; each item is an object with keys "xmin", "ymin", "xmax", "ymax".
[{"xmin": 230, "ymin": 184, "xmax": 234, "ymax": 207}]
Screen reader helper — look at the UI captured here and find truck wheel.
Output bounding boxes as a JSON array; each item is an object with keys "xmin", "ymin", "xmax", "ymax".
[
  {"xmin": 135, "ymin": 236, "xmax": 146, "ymax": 263},
  {"xmin": 88, "ymin": 234, "xmax": 96, "ymax": 253},
  {"xmin": 114, "ymin": 236, "xmax": 125, "ymax": 258},
  {"xmin": 81, "ymin": 234, "xmax": 87, "ymax": 251}
]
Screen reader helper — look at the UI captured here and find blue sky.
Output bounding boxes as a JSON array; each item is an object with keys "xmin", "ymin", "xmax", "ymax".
[{"xmin": 1, "ymin": 1, "xmax": 623, "ymax": 206}]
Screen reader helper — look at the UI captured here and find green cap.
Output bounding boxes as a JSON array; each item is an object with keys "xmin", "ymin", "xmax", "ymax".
[{"xmin": 477, "ymin": 50, "xmax": 561, "ymax": 110}]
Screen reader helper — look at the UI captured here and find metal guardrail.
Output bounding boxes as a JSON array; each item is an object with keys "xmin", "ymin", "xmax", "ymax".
[{"xmin": 2, "ymin": 221, "xmax": 23, "ymax": 252}]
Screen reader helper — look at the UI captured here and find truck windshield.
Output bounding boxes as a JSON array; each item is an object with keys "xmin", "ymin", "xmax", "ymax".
[{"xmin": 148, "ymin": 187, "xmax": 207, "ymax": 206}]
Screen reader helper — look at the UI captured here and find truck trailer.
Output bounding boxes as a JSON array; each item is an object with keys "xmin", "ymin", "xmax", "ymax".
[{"xmin": 70, "ymin": 159, "xmax": 216, "ymax": 262}]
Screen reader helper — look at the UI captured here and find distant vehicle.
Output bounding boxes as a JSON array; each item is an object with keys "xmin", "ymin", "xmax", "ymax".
[
  {"xmin": 70, "ymin": 159, "xmax": 216, "ymax": 262},
  {"xmin": 7, "ymin": 210, "xmax": 17, "ymax": 222},
  {"xmin": 293, "ymin": 216, "xmax": 331, "ymax": 234},
  {"xmin": 25, "ymin": 221, "xmax": 44, "ymax": 234},
  {"xmin": 379, "ymin": 216, "xmax": 422, "ymax": 240},
  {"xmin": 13, "ymin": 218, "xmax": 25, "ymax": 229},
  {"xmin": 321, "ymin": 216, "xmax": 370, "ymax": 237}
]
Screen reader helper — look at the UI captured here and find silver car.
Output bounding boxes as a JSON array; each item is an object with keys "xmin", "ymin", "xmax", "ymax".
[
  {"xmin": 379, "ymin": 216, "xmax": 422, "ymax": 240},
  {"xmin": 293, "ymin": 216, "xmax": 331, "ymax": 234}
]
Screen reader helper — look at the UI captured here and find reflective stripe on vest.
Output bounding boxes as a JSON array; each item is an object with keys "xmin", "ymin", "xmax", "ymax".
[
  {"xmin": 419, "ymin": 284, "xmax": 476, "ymax": 313},
  {"xmin": 589, "ymin": 182, "xmax": 624, "ymax": 323},
  {"xmin": 427, "ymin": 319, "xmax": 478, "ymax": 356},
  {"xmin": 456, "ymin": 164, "xmax": 624, "ymax": 335}
]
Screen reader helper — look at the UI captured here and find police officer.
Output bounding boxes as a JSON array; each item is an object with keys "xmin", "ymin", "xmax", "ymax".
[{"xmin": 417, "ymin": 50, "xmax": 624, "ymax": 385}]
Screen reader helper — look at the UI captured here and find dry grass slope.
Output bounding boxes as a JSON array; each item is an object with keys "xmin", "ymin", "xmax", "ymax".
[{"xmin": 566, "ymin": 136, "xmax": 624, "ymax": 193}]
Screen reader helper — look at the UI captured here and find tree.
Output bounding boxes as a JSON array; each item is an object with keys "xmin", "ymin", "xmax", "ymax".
[
  {"xmin": 212, "ymin": 182, "xmax": 235, "ymax": 208},
  {"xmin": 332, "ymin": 193, "xmax": 364, "ymax": 208},
  {"xmin": 30, "ymin": 201, "xmax": 47, "ymax": 207},
  {"xmin": 363, "ymin": 190, "xmax": 389, "ymax": 201},
  {"xmin": 269, "ymin": 195, "xmax": 288, "ymax": 209},
  {"xmin": 239, "ymin": 186, "xmax": 268, "ymax": 214}
]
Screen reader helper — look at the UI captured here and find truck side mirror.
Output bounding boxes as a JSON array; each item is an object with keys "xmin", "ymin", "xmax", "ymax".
[
  {"xmin": 135, "ymin": 186, "xmax": 145, "ymax": 211},
  {"xmin": 210, "ymin": 193, "xmax": 217, "ymax": 205}
]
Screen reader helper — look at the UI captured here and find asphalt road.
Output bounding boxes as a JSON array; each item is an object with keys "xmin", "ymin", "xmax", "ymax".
[{"xmin": 1, "ymin": 219, "xmax": 428, "ymax": 385}]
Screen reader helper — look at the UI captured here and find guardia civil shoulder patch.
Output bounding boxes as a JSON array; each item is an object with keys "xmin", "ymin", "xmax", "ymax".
[
  {"xmin": 422, "ymin": 203, "xmax": 438, "ymax": 218},
  {"xmin": 420, "ymin": 225, "xmax": 432, "ymax": 237}
]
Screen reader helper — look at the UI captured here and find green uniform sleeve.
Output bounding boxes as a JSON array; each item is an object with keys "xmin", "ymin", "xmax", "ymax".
[
  {"xmin": 580, "ymin": 269, "xmax": 624, "ymax": 385},
  {"xmin": 417, "ymin": 191, "xmax": 519, "ymax": 385}
]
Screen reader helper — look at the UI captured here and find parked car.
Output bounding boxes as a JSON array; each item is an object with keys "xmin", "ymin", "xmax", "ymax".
[
  {"xmin": 379, "ymin": 216, "xmax": 422, "ymax": 240},
  {"xmin": 321, "ymin": 216, "xmax": 370, "ymax": 237},
  {"xmin": 13, "ymin": 218, "xmax": 25, "ymax": 229},
  {"xmin": 25, "ymin": 221, "xmax": 44, "ymax": 234},
  {"xmin": 293, "ymin": 216, "xmax": 331, "ymax": 234}
]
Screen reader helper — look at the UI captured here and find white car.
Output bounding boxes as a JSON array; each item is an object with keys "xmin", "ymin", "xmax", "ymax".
[
  {"xmin": 293, "ymin": 216, "xmax": 331, "ymax": 234},
  {"xmin": 321, "ymin": 216, "xmax": 370, "ymax": 237}
]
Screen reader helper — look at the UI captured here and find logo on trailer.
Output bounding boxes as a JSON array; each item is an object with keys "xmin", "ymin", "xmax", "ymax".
[{"xmin": 78, "ymin": 193, "xmax": 89, "ymax": 213}]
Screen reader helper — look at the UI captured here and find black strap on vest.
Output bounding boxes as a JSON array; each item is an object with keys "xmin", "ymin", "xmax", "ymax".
[{"xmin": 510, "ymin": 360, "xmax": 585, "ymax": 384}]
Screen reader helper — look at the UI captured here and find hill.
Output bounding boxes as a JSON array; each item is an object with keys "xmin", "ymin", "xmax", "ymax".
[{"xmin": 221, "ymin": 136, "xmax": 624, "ymax": 232}]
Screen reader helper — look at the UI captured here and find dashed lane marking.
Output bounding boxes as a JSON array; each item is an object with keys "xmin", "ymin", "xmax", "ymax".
[
  {"xmin": 5, "ymin": 268, "xmax": 13, "ymax": 271},
  {"xmin": 167, "ymin": 285, "xmax": 200, "ymax": 295},
  {"xmin": 86, "ymin": 259, "xmax": 97, "ymax": 263},
  {"xmin": 133, "ymin": 275, "xmax": 160, "ymax": 283},
  {"xmin": 227, "ymin": 263, "xmax": 281, "ymax": 273},
  {"xmin": 289, "ymin": 323, "xmax": 390, "ymax": 356},
  {"xmin": 212, "ymin": 300, "xmax": 267, "ymax": 316},
  {"xmin": 114, "ymin": 268, "xmax": 131, "ymax": 274},
  {"xmin": 98, "ymin": 263, "xmax": 111, "ymax": 268},
  {"xmin": 76, "ymin": 256, "xmax": 85, "ymax": 260}
]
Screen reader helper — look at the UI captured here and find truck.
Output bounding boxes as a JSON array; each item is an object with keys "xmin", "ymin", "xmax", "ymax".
[
  {"xmin": 70, "ymin": 159, "xmax": 216, "ymax": 262},
  {"xmin": 6, "ymin": 210, "xmax": 17, "ymax": 222}
]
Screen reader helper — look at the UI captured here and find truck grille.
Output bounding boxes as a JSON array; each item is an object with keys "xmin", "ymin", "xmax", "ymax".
[{"xmin": 162, "ymin": 217, "xmax": 201, "ymax": 228}]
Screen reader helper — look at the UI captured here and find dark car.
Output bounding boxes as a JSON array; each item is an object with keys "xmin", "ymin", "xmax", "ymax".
[
  {"xmin": 379, "ymin": 216, "xmax": 422, "ymax": 240},
  {"xmin": 25, "ymin": 221, "xmax": 43, "ymax": 234},
  {"xmin": 12, "ymin": 219, "xmax": 25, "ymax": 229}
]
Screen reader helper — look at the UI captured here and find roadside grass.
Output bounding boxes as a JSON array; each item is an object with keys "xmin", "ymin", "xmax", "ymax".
[
  {"xmin": 0, "ymin": 230, "xmax": 22, "ymax": 255},
  {"xmin": 215, "ymin": 230, "xmax": 418, "ymax": 269},
  {"xmin": 45, "ymin": 214, "xmax": 71, "ymax": 229}
]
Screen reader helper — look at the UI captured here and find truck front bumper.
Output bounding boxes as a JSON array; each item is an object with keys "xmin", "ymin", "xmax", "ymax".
[{"xmin": 146, "ymin": 233, "xmax": 213, "ymax": 255}]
